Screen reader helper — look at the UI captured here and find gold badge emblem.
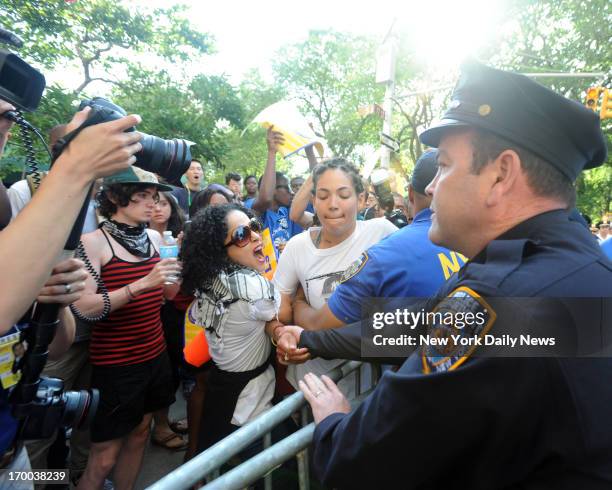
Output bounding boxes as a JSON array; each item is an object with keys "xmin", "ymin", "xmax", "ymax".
[{"xmin": 478, "ymin": 104, "xmax": 492, "ymax": 116}]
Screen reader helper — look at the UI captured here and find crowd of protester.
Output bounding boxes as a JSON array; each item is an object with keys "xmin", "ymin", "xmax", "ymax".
[{"xmin": 0, "ymin": 75, "xmax": 611, "ymax": 490}]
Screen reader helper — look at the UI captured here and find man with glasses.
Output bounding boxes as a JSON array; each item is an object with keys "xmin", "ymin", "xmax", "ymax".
[
  {"xmin": 72, "ymin": 167, "xmax": 182, "ymax": 490},
  {"xmin": 248, "ymin": 127, "xmax": 304, "ymax": 257}
]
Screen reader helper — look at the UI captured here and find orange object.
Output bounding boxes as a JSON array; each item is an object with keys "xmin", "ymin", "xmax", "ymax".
[
  {"xmin": 183, "ymin": 304, "xmax": 211, "ymax": 367},
  {"xmin": 183, "ymin": 330, "xmax": 211, "ymax": 367}
]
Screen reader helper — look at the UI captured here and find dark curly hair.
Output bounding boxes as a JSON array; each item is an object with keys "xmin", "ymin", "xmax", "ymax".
[
  {"xmin": 97, "ymin": 183, "xmax": 158, "ymax": 219},
  {"xmin": 180, "ymin": 203, "xmax": 254, "ymax": 294},
  {"xmin": 311, "ymin": 158, "xmax": 364, "ymax": 195}
]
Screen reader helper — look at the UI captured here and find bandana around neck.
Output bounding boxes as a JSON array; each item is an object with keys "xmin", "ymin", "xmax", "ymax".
[{"xmin": 102, "ymin": 219, "xmax": 151, "ymax": 258}]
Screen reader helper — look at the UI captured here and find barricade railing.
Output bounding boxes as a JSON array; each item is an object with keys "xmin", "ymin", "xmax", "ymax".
[{"xmin": 147, "ymin": 360, "xmax": 379, "ymax": 490}]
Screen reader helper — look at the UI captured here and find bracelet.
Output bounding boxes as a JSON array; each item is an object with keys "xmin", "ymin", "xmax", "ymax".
[{"xmin": 125, "ymin": 284, "xmax": 136, "ymax": 301}]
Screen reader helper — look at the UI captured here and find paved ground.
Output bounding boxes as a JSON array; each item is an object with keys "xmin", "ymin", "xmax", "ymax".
[{"xmin": 135, "ymin": 393, "xmax": 188, "ymax": 490}]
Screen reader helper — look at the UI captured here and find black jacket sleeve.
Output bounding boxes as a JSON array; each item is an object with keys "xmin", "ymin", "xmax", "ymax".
[{"xmin": 298, "ymin": 320, "xmax": 406, "ymax": 365}]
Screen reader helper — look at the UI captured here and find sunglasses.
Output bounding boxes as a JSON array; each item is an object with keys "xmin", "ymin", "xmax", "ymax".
[{"xmin": 224, "ymin": 218, "xmax": 263, "ymax": 248}]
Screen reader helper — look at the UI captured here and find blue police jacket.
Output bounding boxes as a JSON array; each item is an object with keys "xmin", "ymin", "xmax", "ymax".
[
  {"xmin": 300, "ymin": 209, "xmax": 612, "ymax": 489},
  {"xmin": 328, "ymin": 208, "xmax": 467, "ymax": 324},
  {"xmin": 601, "ymin": 238, "xmax": 612, "ymax": 260}
]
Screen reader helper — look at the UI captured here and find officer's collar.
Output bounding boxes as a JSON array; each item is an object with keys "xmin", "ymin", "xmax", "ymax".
[
  {"xmin": 413, "ymin": 207, "xmax": 433, "ymax": 223},
  {"xmin": 471, "ymin": 209, "xmax": 569, "ymax": 263}
]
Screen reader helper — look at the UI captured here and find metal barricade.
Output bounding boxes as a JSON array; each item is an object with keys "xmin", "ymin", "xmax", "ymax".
[{"xmin": 147, "ymin": 361, "xmax": 380, "ymax": 490}]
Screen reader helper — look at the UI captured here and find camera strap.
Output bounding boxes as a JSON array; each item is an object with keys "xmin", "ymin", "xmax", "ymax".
[{"xmin": 68, "ymin": 241, "xmax": 111, "ymax": 323}]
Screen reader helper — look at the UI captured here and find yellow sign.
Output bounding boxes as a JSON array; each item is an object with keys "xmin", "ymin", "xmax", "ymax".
[
  {"xmin": 261, "ymin": 228, "xmax": 278, "ymax": 280},
  {"xmin": 251, "ymin": 101, "xmax": 325, "ymax": 158}
]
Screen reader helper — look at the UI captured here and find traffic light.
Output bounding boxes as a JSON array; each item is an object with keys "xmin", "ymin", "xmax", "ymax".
[
  {"xmin": 585, "ymin": 87, "xmax": 601, "ymax": 113},
  {"xmin": 600, "ymin": 88, "xmax": 612, "ymax": 120}
]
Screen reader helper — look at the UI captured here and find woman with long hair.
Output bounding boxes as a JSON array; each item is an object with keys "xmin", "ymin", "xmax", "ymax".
[
  {"xmin": 181, "ymin": 185, "xmax": 235, "ymax": 460},
  {"xmin": 181, "ymin": 204, "xmax": 279, "ymax": 452},
  {"xmin": 146, "ymin": 191, "xmax": 189, "ymax": 450}
]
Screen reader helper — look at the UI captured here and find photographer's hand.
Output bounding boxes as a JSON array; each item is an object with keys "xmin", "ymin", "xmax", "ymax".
[
  {"xmin": 37, "ymin": 258, "xmax": 88, "ymax": 305},
  {"xmin": 55, "ymin": 109, "xmax": 143, "ymax": 183},
  {"xmin": 0, "ymin": 109, "xmax": 144, "ymax": 333}
]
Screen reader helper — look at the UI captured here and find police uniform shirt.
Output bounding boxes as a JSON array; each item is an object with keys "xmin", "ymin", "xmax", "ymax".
[
  {"xmin": 303, "ymin": 210, "xmax": 612, "ymax": 489},
  {"xmin": 328, "ymin": 208, "xmax": 467, "ymax": 324}
]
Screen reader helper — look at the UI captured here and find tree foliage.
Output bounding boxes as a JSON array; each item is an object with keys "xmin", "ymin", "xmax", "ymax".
[{"xmin": 273, "ymin": 30, "xmax": 384, "ymax": 160}]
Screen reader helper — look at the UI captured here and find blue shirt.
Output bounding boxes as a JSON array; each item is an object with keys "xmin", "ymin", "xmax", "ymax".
[
  {"xmin": 328, "ymin": 208, "xmax": 467, "ymax": 324},
  {"xmin": 244, "ymin": 198, "xmax": 255, "ymax": 209},
  {"xmin": 262, "ymin": 207, "xmax": 304, "ymax": 258},
  {"xmin": 601, "ymin": 238, "xmax": 612, "ymax": 260}
]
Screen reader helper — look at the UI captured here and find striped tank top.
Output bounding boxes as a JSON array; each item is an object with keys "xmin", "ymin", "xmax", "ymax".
[{"xmin": 90, "ymin": 230, "xmax": 166, "ymax": 366}]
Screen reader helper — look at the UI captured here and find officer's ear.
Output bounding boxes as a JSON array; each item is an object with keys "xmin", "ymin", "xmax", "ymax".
[
  {"xmin": 408, "ymin": 184, "xmax": 415, "ymax": 205},
  {"xmin": 484, "ymin": 149, "xmax": 522, "ymax": 207}
]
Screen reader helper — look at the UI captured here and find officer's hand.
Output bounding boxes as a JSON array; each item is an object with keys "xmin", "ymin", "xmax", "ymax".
[
  {"xmin": 37, "ymin": 258, "xmax": 88, "ymax": 305},
  {"xmin": 299, "ymin": 373, "xmax": 350, "ymax": 423}
]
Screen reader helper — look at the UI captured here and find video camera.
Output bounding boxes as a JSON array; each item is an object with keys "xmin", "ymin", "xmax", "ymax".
[{"xmin": 0, "ymin": 28, "xmax": 190, "ymax": 440}]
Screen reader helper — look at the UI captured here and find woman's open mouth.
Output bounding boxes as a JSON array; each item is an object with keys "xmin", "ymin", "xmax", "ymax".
[{"xmin": 253, "ymin": 244, "xmax": 265, "ymax": 263}]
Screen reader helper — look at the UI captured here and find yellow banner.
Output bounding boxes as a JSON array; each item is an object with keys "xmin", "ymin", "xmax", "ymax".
[{"xmin": 261, "ymin": 228, "xmax": 278, "ymax": 280}]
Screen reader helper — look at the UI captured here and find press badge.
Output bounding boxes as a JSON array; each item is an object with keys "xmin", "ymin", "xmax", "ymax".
[
  {"xmin": 0, "ymin": 331, "xmax": 26, "ymax": 390},
  {"xmin": 421, "ymin": 287, "xmax": 496, "ymax": 374}
]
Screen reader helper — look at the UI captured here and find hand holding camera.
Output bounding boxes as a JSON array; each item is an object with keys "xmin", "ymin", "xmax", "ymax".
[
  {"xmin": 36, "ymin": 258, "xmax": 88, "ymax": 305},
  {"xmin": 53, "ymin": 107, "xmax": 143, "ymax": 183}
]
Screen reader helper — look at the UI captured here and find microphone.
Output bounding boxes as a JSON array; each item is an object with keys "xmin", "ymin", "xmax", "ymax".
[{"xmin": 0, "ymin": 28, "xmax": 24, "ymax": 49}]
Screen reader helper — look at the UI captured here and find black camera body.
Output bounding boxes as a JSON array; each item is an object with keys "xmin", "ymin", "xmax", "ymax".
[
  {"xmin": 12, "ymin": 377, "xmax": 98, "ymax": 440},
  {"xmin": 0, "ymin": 49, "xmax": 45, "ymax": 112},
  {"xmin": 52, "ymin": 97, "xmax": 192, "ymax": 183},
  {"xmin": 385, "ymin": 208, "xmax": 409, "ymax": 228}
]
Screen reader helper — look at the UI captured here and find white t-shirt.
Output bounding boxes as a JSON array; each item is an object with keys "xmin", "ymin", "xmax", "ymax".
[
  {"xmin": 7, "ymin": 179, "xmax": 30, "ymax": 219},
  {"xmin": 273, "ymin": 218, "xmax": 397, "ymax": 389},
  {"xmin": 193, "ymin": 293, "xmax": 280, "ymax": 426}
]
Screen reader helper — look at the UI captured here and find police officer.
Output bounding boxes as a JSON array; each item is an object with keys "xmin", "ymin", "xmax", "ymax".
[
  {"xmin": 289, "ymin": 149, "xmax": 467, "ymax": 331},
  {"xmin": 275, "ymin": 60, "xmax": 612, "ymax": 489}
]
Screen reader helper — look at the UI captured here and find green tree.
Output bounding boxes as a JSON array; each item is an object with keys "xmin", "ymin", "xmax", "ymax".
[
  {"xmin": 1, "ymin": 0, "xmax": 211, "ymax": 93},
  {"xmin": 273, "ymin": 30, "xmax": 384, "ymax": 160}
]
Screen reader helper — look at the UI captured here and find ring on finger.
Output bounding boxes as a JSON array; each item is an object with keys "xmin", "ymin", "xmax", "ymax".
[
  {"xmin": 314, "ymin": 390, "xmax": 323, "ymax": 398},
  {"xmin": 64, "ymin": 283, "xmax": 72, "ymax": 294},
  {"xmin": 284, "ymin": 353, "xmax": 289, "ymax": 361}
]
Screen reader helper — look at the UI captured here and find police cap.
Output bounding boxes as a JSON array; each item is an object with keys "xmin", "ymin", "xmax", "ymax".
[{"xmin": 419, "ymin": 60, "xmax": 608, "ymax": 182}]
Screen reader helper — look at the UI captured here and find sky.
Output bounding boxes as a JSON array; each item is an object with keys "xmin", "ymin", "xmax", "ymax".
[{"xmin": 132, "ymin": 0, "xmax": 509, "ymax": 83}]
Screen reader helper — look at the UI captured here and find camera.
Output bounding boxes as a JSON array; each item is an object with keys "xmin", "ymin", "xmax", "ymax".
[
  {"xmin": 7, "ymin": 306, "xmax": 99, "ymax": 440},
  {"xmin": 68, "ymin": 97, "xmax": 192, "ymax": 183},
  {"xmin": 0, "ymin": 49, "xmax": 45, "ymax": 112},
  {"xmin": 0, "ymin": 32, "xmax": 100, "ymax": 440},
  {"xmin": 13, "ymin": 378, "xmax": 98, "ymax": 440},
  {"xmin": 370, "ymin": 168, "xmax": 409, "ymax": 228}
]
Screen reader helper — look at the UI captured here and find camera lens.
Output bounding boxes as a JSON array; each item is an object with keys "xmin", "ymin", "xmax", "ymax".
[
  {"xmin": 61, "ymin": 388, "xmax": 99, "ymax": 430},
  {"xmin": 137, "ymin": 133, "xmax": 192, "ymax": 183}
]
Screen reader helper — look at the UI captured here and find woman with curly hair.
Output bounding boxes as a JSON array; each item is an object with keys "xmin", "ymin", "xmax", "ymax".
[{"xmin": 181, "ymin": 203, "xmax": 280, "ymax": 452}]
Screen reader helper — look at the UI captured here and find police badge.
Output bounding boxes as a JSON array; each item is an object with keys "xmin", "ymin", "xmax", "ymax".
[
  {"xmin": 421, "ymin": 287, "xmax": 496, "ymax": 374},
  {"xmin": 340, "ymin": 252, "xmax": 369, "ymax": 283}
]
